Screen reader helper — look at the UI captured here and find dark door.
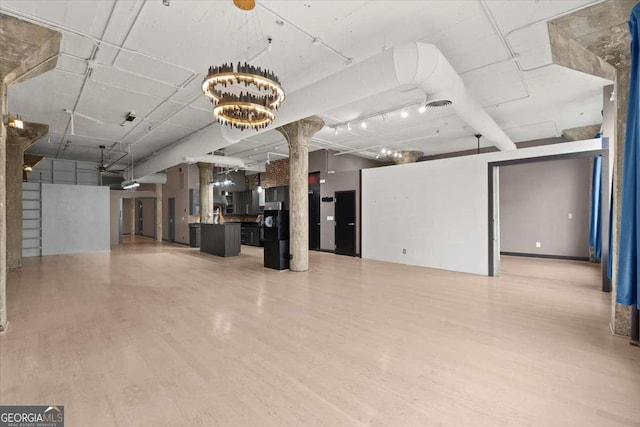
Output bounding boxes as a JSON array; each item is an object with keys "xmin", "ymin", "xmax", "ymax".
[
  {"xmin": 335, "ymin": 190, "xmax": 356, "ymax": 256},
  {"xmin": 137, "ymin": 202, "xmax": 143, "ymax": 235},
  {"xmin": 309, "ymin": 172, "xmax": 321, "ymax": 250},
  {"xmin": 168, "ymin": 197, "xmax": 175, "ymax": 242}
]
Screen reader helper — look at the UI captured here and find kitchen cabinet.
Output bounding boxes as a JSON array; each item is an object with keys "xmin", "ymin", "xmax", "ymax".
[
  {"xmin": 189, "ymin": 189, "xmax": 200, "ymax": 215},
  {"xmin": 200, "ymin": 223, "xmax": 241, "ymax": 257},
  {"xmin": 224, "ymin": 191, "xmax": 234, "ymax": 214},
  {"xmin": 240, "ymin": 223, "xmax": 262, "ymax": 246},
  {"xmin": 265, "ymin": 186, "xmax": 289, "ymax": 210},
  {"xmin": 234, "ymin": 190, "xmax": 264, "ymax": 214}
]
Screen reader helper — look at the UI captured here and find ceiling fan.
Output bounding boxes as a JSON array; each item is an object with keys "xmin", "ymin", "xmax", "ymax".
[{"xmin": 96, "ymin": 145, "xmax": 126, "ymax": 185}]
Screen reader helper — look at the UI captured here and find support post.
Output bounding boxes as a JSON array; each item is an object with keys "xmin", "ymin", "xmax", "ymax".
[{"xmin": 276, "ymin": 116, "xmax": 324, "ymax": 272}]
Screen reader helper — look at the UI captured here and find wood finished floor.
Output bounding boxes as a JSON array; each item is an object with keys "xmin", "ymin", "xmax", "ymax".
[{"xmin": 1, "ymin": 238, "xmax": 639, "ymax": 426}]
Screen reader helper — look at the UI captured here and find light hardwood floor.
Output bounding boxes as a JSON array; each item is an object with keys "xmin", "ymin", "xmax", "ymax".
[{"xmin": 1, "ymin": 238, "xmax": 639, "ymax": 426}]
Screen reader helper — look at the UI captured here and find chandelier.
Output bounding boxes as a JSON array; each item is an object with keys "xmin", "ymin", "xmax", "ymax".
[{"xmin": 202, "ymin": 61, "xmax": 285, "ymax": 131}]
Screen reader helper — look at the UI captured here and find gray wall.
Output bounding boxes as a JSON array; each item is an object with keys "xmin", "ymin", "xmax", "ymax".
[
  {"xmin": 320, "ymin": 170, "xmax": 361, "ymax": 253},
  {"xmin": 162, "ymin": 164, "xmax": 190, "ymax": 244},
  {"xmin": 139, "ymin": 198, "xmax": 156, "ymax": 237},
  {"xmin": 327, "ymin": 150, "xmax": 380, "ymax": 172},
  {"xmin": 309, "ymin": 149, "xmax": 328, "ymax": 174},
  {"xmin": 313, "ymin": 149, "xmax": 381, "ymax": 253},
  {"xmin": 42, "ymin": 184, "xmax": 110, "ymax": 255},
  {"xmin": 123, "ymin": 198, "xmax": 133, "ymax": 235},
  {"xmin": 499, "ymin": 157, "xmax": 592, "ymax": 258}
]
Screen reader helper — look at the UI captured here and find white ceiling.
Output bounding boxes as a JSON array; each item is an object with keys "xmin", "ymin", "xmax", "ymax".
[{"xmin": 2, "ymin": 0, "xmax": 610, "ymax": 171}]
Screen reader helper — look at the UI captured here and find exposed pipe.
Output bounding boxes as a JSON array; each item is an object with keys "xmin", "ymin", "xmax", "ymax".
[
  {"xmin": 183, "ymin": 155, "xmax": 246, "ymax": 168},
  {"xmin": 135, "ymin": 173, "xmax": 167, "ymax": 184},
  {"xmin": 132, "ymin": 42, "xmax": 517, "ymax": 179}
]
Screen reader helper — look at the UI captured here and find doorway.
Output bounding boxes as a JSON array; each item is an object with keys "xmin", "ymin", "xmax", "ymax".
[
  {"xmin": 137, "ymin": 201, "xmax": 143, "ymax": 235},
  {"xmin": 335, "ymin": 190, "xmax": 356, "ymax": 256},
  {"xmin": 309, "ymin": 172, "xmax": 321, "ymax": 250},
  {"xmin": 168, "ymin": 197, "xmax": 176, "ymax": 242},
  {"xmin": 488, "ymin": 148, "xmax": 610, "ymax": 292}
]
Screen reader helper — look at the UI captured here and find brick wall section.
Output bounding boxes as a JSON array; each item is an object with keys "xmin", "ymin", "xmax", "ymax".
[
  {"xmin": 245, "ymin": 158, "xmax": 290, "ymax": 190},
  {"xmin": 245, "ymin": 173, "xmax": 260, "ymax": 191}
]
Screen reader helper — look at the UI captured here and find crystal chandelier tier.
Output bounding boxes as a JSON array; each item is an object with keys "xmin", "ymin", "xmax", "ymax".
[{"xmin": 202, "ymin": 62, "xmax": 285, "ymax": 131}]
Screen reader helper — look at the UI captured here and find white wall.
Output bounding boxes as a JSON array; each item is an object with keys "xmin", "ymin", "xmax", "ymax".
[
  {"xmin": 42, "ymin": 184, "xmax": 110, "ymax": 255},
  {"xmin": 361, "ymin": 139, "xmax": 604, "ymax": 275}
]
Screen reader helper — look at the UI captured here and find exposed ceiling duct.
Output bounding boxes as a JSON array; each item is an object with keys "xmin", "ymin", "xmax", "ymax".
[
  {"xmin": 134, "ymin": 173, "xmax": 167, "ymax": 184},
  {"xmin": 182, "ymin": 155, "xmax": 246, "ymax": 168},
  {"xmin": 132, "ymin": 42, "xmax": 517, "ymax": 180}
]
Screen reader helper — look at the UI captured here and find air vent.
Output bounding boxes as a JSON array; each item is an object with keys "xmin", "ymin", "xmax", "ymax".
[{"xmin": 425, "ymin": 99, "xmax": 452, "ymax": 110}]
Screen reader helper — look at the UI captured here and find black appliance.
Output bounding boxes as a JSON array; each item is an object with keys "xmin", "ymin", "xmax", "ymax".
[
  {"xmin": 263, "ymin": 202, "xmax": 289, "ymax": 270},
  {"xmin": 263, "ymin": 210, "xmax": 289, "ymax": 241}
]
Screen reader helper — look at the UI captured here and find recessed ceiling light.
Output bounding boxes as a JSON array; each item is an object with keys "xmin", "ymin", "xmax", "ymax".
[
  {"xmin": 401, "ymin": 111, "xmax": 409, "ymax": 119},
  {"xmin": 418, "ymin": 105, "xmax": 426, "ymax": 113},
  {"xmin": 334, "ymin": 127, "xmax": 339, "ymax": 135},
  {"xmin": 381, "ymin": 148, "xmax": 387, "ymax": 154},
  {"xmin": 360, "ymin": 121, "xmax": 367, "ymax": 129}
]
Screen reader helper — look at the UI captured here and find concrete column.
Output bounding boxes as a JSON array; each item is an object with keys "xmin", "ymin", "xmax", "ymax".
[
  {"xmin": 197, "ymin": 162, "xmax": 213, "ymax": 223},
  {"xmin": 549, "ymin": 0, "xmax": 635, "ymax": 336},
  {"xmin": 0, "ymin": 81, "xmax": 7, "ymax": 331},
  {"xmin": 276, "ymin": 116, "xmax": 324, "ymax": 272},
  {"xmin": 6, "ymin": 122, "xmax": 48, "ymax": 269},
  {"xmin": 0, "ymin": 14, "xmax": 61, "ymax": 332},
  {"xmin": 155, "ymin": 184, "xmax": 162, "ymax": 241}
]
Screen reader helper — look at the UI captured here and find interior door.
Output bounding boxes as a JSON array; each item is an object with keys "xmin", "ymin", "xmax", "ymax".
[
  {"xmin": 137, "ymin": 201, "xmax": 143, "ymax": 235},
  {"xmin": 335, "ymin": 190, "xmax": 356, "ymax": 256},
  {"xmin": 309, "ymin": 172, "xmax": 321, "ymax": 250},
  {"xmin": 168, "ymin": 197, "xmax": 175, "ymax": 242}
]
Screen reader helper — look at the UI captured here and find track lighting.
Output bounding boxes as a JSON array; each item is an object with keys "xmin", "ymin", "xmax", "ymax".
[{"xmin": 122, "ymin": 181, "xmax": 140, "ymax": 190}]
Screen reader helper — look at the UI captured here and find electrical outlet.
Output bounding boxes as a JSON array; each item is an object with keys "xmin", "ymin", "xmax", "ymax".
[
  {"xmin": 402, "ymin": 248, "xmax": 406, "ymax": 254},
  {"xmin": 536, "ymin": 242, "xmax": 541, "ymax": 248}
]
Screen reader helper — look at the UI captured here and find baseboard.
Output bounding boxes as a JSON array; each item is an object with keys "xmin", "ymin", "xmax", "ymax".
[{"xmin": 500, "ymin": 252, "xmax": 590, "ymax": 262}]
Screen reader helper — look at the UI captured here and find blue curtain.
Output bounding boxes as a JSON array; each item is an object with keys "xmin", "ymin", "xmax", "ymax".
[
  {"xmin": 608, "ymin": 189, "xmax": 614, "ymax": 280},
  {"xmin": 616, "ymin": 4, "xmax": 640, "ymax": 309},
  {"xmin": 588, "ymin": 156, "xmax": 602, "ymax": 260}
]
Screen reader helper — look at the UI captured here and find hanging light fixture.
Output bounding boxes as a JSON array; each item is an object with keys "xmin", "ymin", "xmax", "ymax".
[
  {"xmin": 6, "ymin": 115, "xmax": 24, "ymax": 129},
  {"xmin": 201, "ymin": 0, "xmax": 285, "ymax": 131}
]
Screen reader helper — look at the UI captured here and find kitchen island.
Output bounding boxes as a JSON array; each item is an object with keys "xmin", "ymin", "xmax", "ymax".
[{"xmin": 200, "ymin": 223, "xmax": 241, "ymax": 257}]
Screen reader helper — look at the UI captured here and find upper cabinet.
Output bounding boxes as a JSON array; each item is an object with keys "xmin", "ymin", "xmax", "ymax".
[
  {"xmin": 265, "ymin": 186, "xmax": 289, "ymax": 210},
  {"xmin": 189, "ymin": 189, "xmax": 200, "ymax": 215},
  {"xmin": 233, "ymin": 190, "xmax": 264, "ymax": 214}
]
